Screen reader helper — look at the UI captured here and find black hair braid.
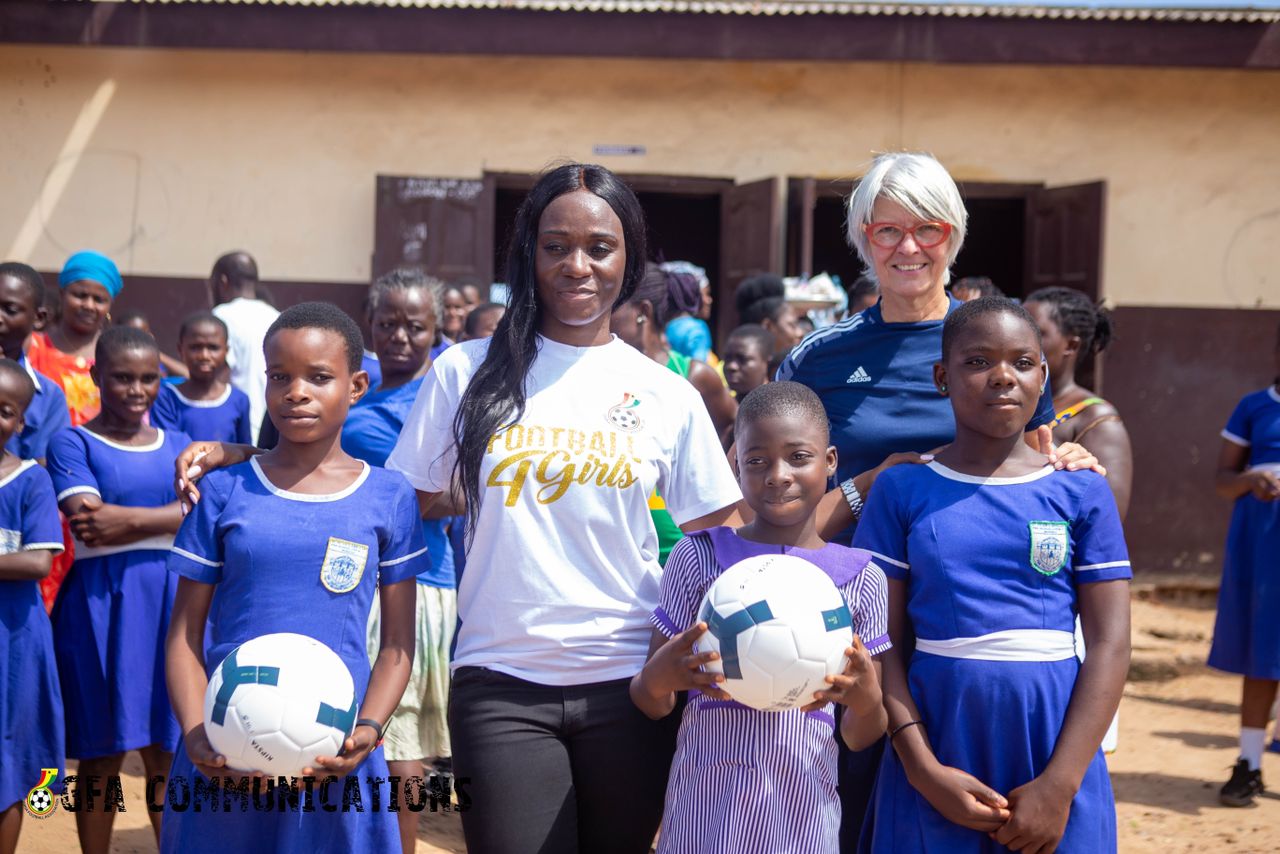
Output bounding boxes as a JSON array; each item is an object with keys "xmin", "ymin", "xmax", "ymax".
[
  {"xmin": 1025, "ymin": 286, "xmax": 1114, "ymax": 357},
  {"xmin": 451, "ymin": 164, "xmax": 647, "ymax": 546}
]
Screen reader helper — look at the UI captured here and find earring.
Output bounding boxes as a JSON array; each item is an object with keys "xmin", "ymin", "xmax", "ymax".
[
  {"xmin": 940, "ymin": 384, "xmax": 948, "ymax": 393},
  {"xmin": 636, "ymin": 316, "xmax": 646, "ymax": 325}
]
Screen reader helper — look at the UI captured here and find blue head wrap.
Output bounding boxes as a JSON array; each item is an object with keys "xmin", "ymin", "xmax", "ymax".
[
  {"xmin": 665, "ymin": 315, "xmax": 713, "ymax": 363},
  {"xmin": 59, "ymin": 250, "xmax": 122, "ymax": 298}
]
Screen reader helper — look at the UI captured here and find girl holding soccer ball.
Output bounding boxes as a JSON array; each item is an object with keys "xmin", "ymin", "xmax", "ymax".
[
  {"xmin": 163, "ymin": 303, "xmax": 424, "ymax": 853},
  {"xmin": 631, "ymin": 380, "xmax": 890, "ymax": 853}
]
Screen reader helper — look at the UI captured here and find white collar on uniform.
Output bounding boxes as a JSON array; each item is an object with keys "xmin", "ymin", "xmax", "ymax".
[
  {"xmin": 170, "ymin": 384, "xmax": 232, "ymax": 408},
  {"xmin": 18, "ymin": 357, "xmax": 44, "ymax": 395}
]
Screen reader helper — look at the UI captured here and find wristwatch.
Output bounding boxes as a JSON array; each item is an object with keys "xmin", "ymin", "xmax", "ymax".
[{"xmin": 840, "ymin": 477, "xmax": 864, "ymax": 520}]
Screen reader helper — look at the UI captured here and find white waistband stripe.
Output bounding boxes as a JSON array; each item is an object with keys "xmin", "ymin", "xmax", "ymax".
[
  {"xmin": 915, "ymin": 629, "xmax": 1076, "ymax": 662},
  {"xmin": 75, "ymin": 534, "xmax": 176, "ymax": 560}
]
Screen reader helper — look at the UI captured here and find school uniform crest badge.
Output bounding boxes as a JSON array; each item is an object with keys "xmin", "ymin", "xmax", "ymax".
[
  {"xmin": 1028, "ymin": 521, "xmax": 1070, "ymax": 576},
  {"xmin": 0, "ymin": 528, "xmax": 20, "ymax": 555},
  {"xmin": 320, "ymin": 537, "xmax": 369, "ymax": 593}
]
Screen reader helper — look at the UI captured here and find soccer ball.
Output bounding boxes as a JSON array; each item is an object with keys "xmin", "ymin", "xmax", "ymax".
[
  {"xmin": 203, "ymin": 633, "xmax": 357, "ymax": 776},
  {"xmin": 25, "ymin": 787, "xmax": 53, "ymax": 815},
  {"xmin": 695, "ymin": 554, "xmax": 853, "ymax": 711}
]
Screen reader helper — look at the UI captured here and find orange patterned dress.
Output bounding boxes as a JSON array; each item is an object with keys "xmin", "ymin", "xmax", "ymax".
[
  {"xmin": 25, "ymin": 332, "xmax": 93, "ymax": 609},
  {"xmin": 27, "ymin": 331, "xmax": 99, "ymax": 426}
]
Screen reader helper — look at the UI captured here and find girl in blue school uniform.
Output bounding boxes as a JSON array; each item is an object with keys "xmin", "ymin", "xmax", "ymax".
[
  {"xmin": 163, "ymin": 302, "xmax": 422, "ymax": 853},
  {"xmin": 150, "ymin": 312, "xmax": 252, "ymax": 444},
  {"xmin": 0, "ymin": 359, "xmax": 66, "ymax": 854},
  {"xmin": 47, "ymin": 326, "xmax": 190, "ymax": 851},
  {"xmin": 1207, "ymin": 322, "xmax": 1280, "ymax": 807},
  {"xmin": 857, "ymin": 296, "xmax": 1131, "ymax": 854}
]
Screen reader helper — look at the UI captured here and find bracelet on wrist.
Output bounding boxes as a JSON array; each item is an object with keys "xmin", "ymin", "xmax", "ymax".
[
  {"xmin": 355, "ymin": 717, "xmax": 385, "ymax": 747},
  {"xmin": 840, "ymin": 477, "xmax": 865, "ymax": 519},
  {"xmin": 889, "ymin": 719, "xmax": 924, "ymax": 743}
]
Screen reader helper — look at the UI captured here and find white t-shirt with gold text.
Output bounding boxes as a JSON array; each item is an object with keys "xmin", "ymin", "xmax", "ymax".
[{"xmin": 387, "ymin": 335, "xmax": 741, "ymax": 685}]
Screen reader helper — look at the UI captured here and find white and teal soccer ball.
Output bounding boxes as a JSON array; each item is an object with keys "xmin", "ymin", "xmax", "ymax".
[
  {"xmin": 203, "ymin": 633, "xmax": 357, "ymax": 776},
  {"xmin": 696, "ymin": 555, "xmax": 854, "ymax": 712}
]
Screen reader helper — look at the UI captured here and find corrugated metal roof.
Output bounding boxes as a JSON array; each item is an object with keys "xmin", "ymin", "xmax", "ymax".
[{"xmin": 104, "ymin": 0, "xmax": 1280, "ymax": 24}]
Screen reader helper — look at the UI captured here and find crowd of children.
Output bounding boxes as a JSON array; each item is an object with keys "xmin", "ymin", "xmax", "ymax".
[{"xmin": 0, "ymin": 156, "xmax": 1270, "ymax": 854}]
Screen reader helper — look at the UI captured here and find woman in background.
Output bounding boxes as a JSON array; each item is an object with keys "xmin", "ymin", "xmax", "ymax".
[
  {"xmin": 661, "ymin": 261, "xmax": 716, "ymax": 365},
  {"xmin": 1207, "ymin": 324, "xmax": 1280, "ymax": 807},
  {"xmin": 29, "ymin": 250, "xmax": 121, "ymax": 425},
  {"xmin": 1024, "ymin": 287, "xmax": 1133, "ymax": 519}
]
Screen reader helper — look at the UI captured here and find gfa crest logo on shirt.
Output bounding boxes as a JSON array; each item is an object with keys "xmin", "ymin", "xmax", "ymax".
[
  {"xmin": 606, "ymin": 392, "xmax": 643, "ymax": 433},
  {"xmin": 320, "ymin": 537, "xmax": 369, "ymax": 594},
  {"xmin": 1028, "ymin": 521, "xmax": 1070, "ymax": 576}
]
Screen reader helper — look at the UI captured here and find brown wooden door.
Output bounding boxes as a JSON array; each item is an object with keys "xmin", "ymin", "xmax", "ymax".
[
  {"xmin": 786, "ymin": 177, "xmax": 817, "ymax": 279},
  {"xmin": 719, "ymin": 177, "xmax": 782, "ymax": 343},
  {"xmin": 372, "ymin": 175, "xmax": 496, "ymax": 284},
  {"xmin": 1023, "ymin": 181, "xmax": 1106, "ymax": 302}
]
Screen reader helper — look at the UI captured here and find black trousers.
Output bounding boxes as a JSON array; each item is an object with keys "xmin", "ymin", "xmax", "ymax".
[
  {"xmin": 449, "ymin": 666, "xmax": 679, "ymax": 854},
  {"xmin": 839, "ymin": 736, "xmax": 886, "ymax": 852}
]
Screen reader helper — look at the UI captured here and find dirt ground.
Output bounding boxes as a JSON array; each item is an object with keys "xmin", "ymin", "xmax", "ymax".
[{"xmin": 15, "ymin": 597, "xmax": 1279, "ymax": 853}]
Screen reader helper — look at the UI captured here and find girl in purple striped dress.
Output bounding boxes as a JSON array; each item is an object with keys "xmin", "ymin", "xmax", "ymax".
[{"xmin": 631, "ymin": 382, "xmax": 890, "ymax": 853}]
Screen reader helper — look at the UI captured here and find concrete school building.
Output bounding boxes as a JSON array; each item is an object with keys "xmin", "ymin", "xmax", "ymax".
[{"xmin": 1, "ymin": 0, "xmax": 1278, "ymax": 580}]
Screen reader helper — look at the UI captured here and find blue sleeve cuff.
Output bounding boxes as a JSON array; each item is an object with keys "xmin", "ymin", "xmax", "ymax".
[
  {"xmin": 379, "ymin": 546, "xmax": 429, "ymax": 585},
  {"xmin": 168, "ymin": 547, "xmax": 222, "ymax": 584},
  {"xmin": 1075, "ymin": 561, "xmax": 1133, "ymax": 584}
]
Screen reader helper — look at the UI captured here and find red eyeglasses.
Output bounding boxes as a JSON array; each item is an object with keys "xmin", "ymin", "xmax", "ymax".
[{"xmin": 863, "ymin": 221, "xmax": 953, "ymax": 249}]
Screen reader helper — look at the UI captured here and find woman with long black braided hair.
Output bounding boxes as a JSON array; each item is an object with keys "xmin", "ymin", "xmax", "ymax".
[{"xmin": 387, "ymin": 163, "xmax": 742, "ymax": 853}]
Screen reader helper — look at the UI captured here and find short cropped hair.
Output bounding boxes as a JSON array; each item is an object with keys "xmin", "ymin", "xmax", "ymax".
[
  {"xmin": 734, "ymin": 380, "xmax": 830, "ymax": 444},
  {"xmin": 846, "ymin": 152, "xmax": 968, "ymax": 287},
  {"xmin": 179, "ymin": 311, "xmax": 229, "ymax": 343},
  {"xmin": 941, "ymin": 295, "xmax": 1041, "ymax": 362},
  {"xmin": 464, "ymin": 302, "xmax": 506, "ymax": 339},
  {"xmin": 953, "ymin": 276, "xmax": 1003, "ymax": 299},
  {"xmin": 265, "ymin": 301, "xmax": 364, "ymax": 374},
  {"xmin": 726, "ymin": 324, "xmax": 775, "ymax": 360},
  {"xmin": 0, "ymin": 262, "xmax": 45, "ymax": 307},
  {"xmin": 0, "ymin": 358, "xmax": 36, "ymax": 410},
  {"xmin": 369, "ymin": 268, "xmax": 444, "ymax": 323},
  {"xmin": 95, "ymin": 324, "xmax": 158, "ymax": 366}
]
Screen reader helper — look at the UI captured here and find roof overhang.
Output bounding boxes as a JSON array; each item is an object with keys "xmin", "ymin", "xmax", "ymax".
[{"xmin": 1, "ymin": 0, "xmax": 1276, "ymax": 68}]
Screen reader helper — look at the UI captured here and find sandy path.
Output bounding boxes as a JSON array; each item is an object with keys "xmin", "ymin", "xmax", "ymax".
[{"xmin": 15, "ymin": 598, "xmax": 1278, "ymax": 852}]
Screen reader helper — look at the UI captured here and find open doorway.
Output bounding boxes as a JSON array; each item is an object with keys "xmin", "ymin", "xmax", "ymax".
[{"xmin": 952, "ymin": 189, "xmax": 1031, "ymax": 299}]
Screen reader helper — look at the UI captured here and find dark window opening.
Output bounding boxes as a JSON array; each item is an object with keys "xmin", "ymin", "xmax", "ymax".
[
  {"xmin": 809, "ymin": 194, "xmax": 863, "ymax": 290},
  {"xmin": 953, "ymin": 196, "xmax": 1027, "ymax": 300}
]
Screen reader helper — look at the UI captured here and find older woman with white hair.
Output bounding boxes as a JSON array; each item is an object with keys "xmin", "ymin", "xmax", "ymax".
[{"xmin": 778, "ymin": 152, "xmax": 1099, "ymax": 849}]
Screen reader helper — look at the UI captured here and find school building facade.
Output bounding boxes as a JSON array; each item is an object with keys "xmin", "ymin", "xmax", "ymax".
[{"xmin": 2, "ymin": 0, "xmax": 1278, "ymax": 582}]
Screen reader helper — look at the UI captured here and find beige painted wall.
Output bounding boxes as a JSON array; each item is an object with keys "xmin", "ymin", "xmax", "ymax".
[{"xmin": 2, "ymin": 45, "xmax": 1277, "ymax": 307}]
